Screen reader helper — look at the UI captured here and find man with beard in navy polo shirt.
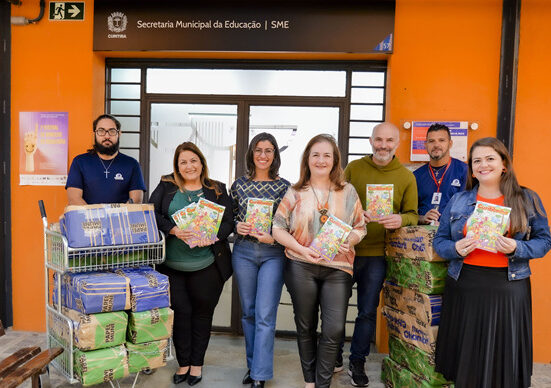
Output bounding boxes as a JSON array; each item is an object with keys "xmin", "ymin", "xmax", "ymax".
[
  {"xmin": 66, "ymin": 114, "xmax": 146, "ymax": 205},
  {"xmin": 413, "ymin": 123, "xmax": 467, "ymax": 225}
]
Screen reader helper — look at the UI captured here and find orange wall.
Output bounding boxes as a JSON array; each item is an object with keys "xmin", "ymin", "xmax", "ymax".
[
  {"xmin": 9, "ymin": 0, "xmax": 551, "ymax": 362},
  {"xmin": 514, "ymin": 0, "xmax": 551, "ymax": 363}
]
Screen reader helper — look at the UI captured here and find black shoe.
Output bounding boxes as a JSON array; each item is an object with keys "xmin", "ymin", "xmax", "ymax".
[
  {"xmin": 251, "ymin": 381, "xmax": 265, "ymax": 388},
  {"xmin": 348, "ymin": 360, "xmax": 369, "ymax": 387},
  {"xmin": 173, "ymin": 371, "xmax": 189, "ymax": 384},
  {"xmin": 242, "ymin": 369, "xmax": 253, "ymax": 384},
  {"xmin": 187, "ymin": 374, "xmax": 202, "ymax": 386}
]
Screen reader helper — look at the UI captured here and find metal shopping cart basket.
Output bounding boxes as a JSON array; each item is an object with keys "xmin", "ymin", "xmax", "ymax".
[{"xmin": 39, "ymin": 200, "xmax": 172, "ymax": 385}]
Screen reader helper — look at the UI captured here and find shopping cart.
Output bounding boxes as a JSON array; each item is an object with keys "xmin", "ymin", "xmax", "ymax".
[{"xmin": 39, "ymin": 200, "xmax": 171, "ymax": 386}]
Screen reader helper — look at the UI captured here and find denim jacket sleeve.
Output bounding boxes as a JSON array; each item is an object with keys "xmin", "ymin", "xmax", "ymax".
[
  {"xmin": 433, "ymin": 192, "xmax": 465, "ymax": 261},
  {"xmin": 509, "ymin": 190, "xmax": 551, "ymax": 260}
]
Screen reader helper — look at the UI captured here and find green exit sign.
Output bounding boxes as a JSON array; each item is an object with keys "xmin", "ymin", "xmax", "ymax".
[{"xmin": 49, "ymin": 2, "xmax": 85, "ymax": 21}]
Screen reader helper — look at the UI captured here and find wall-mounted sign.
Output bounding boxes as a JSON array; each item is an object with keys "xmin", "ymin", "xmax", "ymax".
[
  {"xmin": 93, "ymin": 0, "xmax": 395, "ymax": 53},
  {"xmin": 410, "ymin": 121, "xmax": 468, "ymax": 162},
  {"xmin": 49, "ymin": 2, "xmax": 85, "ymax": 21},
  {"xmin": 19, "ymin": 112, "xmax": 68, "ymax": 186}
]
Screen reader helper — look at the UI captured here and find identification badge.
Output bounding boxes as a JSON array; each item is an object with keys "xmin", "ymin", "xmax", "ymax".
[{"xmin": 431, "ymin": 192, "xmax": 442, "ymax": 205}]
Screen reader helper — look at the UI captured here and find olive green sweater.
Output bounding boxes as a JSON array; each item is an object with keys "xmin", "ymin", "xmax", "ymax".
[{"xmin": 344, "ymin": 155, "xmax": 418, "ymax": 256}]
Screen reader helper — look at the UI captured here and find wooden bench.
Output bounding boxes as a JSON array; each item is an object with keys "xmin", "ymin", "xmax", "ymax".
[{"xmin": 0, "ymin": 320, "xmax": 63, "ymax": 388}]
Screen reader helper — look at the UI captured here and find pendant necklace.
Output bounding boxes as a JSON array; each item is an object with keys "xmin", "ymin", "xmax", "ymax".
[
  {"xmin": 312, "ymin": 186, "xmax": 331, "ymax": 224},
  {"xmin": 98, "ymin": 156, "xmax": 115, "ymax": 179},
  {"xmin": 183, "ymin": 187, "xmax": 203, "ymax": 203}
]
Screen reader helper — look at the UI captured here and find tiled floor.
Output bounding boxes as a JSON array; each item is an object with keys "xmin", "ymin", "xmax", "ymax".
[{"xmin": 1, "ymin": 329, "xmax": 550, "ymax": 387}]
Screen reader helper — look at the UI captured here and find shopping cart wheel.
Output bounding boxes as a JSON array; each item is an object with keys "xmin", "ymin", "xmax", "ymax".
[{"xmin": 142, "ymin": 367, "xmax": 156, "ymax": 375}]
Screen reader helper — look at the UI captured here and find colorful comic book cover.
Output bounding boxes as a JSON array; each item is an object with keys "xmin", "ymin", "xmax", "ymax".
[
  {"xmin": 171, "ymin": 203, "xmax": 198, "ymax": 246},
  {"xmin": 245, "ymin": 198, "xmax": 274, "ymax": 234},
  {"xmin": 187, "ymin": 198, "xmax": 225, "ymax": 246},
  {"xmin": 309, "ymin": 215, "xmax": 353, "ymax": 262},
  {"xmin": 366, "ymin": 184, "xmax": 393, "ymax": 221},
  {"xmin": 466, "ymin": 201, "xmax": 511, "ymax": 253}
]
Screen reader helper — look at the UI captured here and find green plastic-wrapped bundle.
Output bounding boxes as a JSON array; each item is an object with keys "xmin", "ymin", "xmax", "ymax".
[
  {"xmin": 74, "ymin": 345, "xmax": 129, "ymax": 386},
  {"xmin": 381, "ymin": 357, "xmax": 454, "ymax": 388},
  {"xmin": 386, "ymin": 256, "xmax": 447, "ymax": 294},
  {"xmin": 388, "ymin": 336, "xmax": 452, "ymax": 386},
  {"xmin": 127, "ymin": 307, "xmax": 174, "ymax": 344},
  {"xmin": 127, "ymin": 339, "xmax": 168, "ymax": 373},
  {"xmin": 64, "ymin": 308, "xmax": 128, "ymax": 351}
]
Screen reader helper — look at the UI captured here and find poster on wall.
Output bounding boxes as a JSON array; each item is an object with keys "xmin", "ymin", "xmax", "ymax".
[
  {"xmin": 19, "ymin": 112, "xmax": 68, "ymax": 186},
  {"xmin": 410, "ymin": 121, "xmax": 468, "ymax": 162}
]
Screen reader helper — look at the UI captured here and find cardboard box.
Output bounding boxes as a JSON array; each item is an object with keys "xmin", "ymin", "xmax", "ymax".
[
  {"xmin": 127, "ymin": 307, "xmax": 174, "ymax": 344},
  {"xmin": 62, "ymin": 203, "xmax": 160, "ymax": 248},
  {"xmin": 382, "ymin": 306, "xmax": 438, "ymax": 355},
  {"xmin": 74, "ymin": 344, "xmax": 129, "ymax": 386},
  {"xmin": 114, "ymin": 267, "xmax": 170, "ymax": 312},
  {"xmin": 383, "ymin": 282, "xmax": 442, "ymax": 326},
  {"xmin": 388, "ymin": 336, "xmax": 451, "ymax": 386},
  {"xmin": 64, "ymin": 308, "xmax": 128, "ymax": 351},
  {"xmin": 386, "ymin": 226, "xmax": 444, "ymax": 262},
  {"xmin": 386, "ymin": 256, "xmax": 448, "ymax": 295},
  {"xmin": 127, "ymin": 339, "xmax": 168, "ymax": 373},
  {"xmin": 381, "ymin": 356, "xmax": 453, "ymax": 388}
]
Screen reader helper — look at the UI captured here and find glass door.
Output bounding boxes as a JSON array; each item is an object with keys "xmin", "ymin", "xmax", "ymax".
[
  {"xmin": 149, "ymin": 102, "xmax": 237, "ymax": 328},
  {"xmin": 248, "ymin": 105, "xmax": 341, "ymax": 332},
  {"xmin": 249, "ymin": 105, "xmax": 340, "ymax": 184}
]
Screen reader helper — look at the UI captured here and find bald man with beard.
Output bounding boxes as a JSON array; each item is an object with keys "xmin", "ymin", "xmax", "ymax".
[{"xmin": 338, "ymin": 122, "xmax": 418, "ymax": 387}]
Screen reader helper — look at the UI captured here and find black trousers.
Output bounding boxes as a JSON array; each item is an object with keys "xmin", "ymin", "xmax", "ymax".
[
  {"xmin": 160, "ymin": 263, "xmax": 225, "ymax": 367},
  {"xmin": 285, "ymin": 260, "xmax": 353, "ymax": 388}
]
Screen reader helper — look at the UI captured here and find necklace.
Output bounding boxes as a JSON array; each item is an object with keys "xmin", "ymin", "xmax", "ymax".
[
  {"xmin": 182, "ymin": 188, "xmax": 203, "ymax": 203},
  {"xmin": 98, "ymin": 155, "xmax": 115, "ymax": 179},
  {"xmin": 312, "ymin": 186, "xmax": 331, "ymax": 224}
]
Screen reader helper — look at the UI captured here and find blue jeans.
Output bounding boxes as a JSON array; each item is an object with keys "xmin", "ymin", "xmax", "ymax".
[
  {"xmin": 349, "ymin": 255, "xmax": 387, "ymax": 362},
  {"xmin": 232, "ymin": 239, "xmax": 285, "ymax": 381}
]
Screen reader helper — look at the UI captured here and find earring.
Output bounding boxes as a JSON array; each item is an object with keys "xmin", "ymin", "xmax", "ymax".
[
  {"xmin": 502, "ymin": 167, "xmax": 507, "ymax": 173},
  {"xmin": 472, "ymin": 173, "xmax": 475, "ymax": 177}
]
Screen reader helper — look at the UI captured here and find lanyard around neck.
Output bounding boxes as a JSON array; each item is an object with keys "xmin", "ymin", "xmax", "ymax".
[{"xmin": 428, "ymin": 159, "xmax": 452, "ymax": 193}]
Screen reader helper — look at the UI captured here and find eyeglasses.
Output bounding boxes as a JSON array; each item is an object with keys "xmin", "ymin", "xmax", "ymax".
[
  {"xmin": 254, "ymin": 148, "xmax": 275, "ymax": 156},
  {"xmin": 95, "ymin": 128, "xmax": 119, "ymax": 136}
]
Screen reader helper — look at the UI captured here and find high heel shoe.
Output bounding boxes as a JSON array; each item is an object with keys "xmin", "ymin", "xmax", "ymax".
[
  {"xmin": 242, "ymin": 369, "xmax": 252, "ymax": 384},
  {"xmin": 187, "ymin": 374, "xmax": 202, "ymax": 386},
  {"xmin": 251, "ymin": 380, "xmax": 265, "ymax": 388},
  {"xmin": 173, "ymin": 370, "xmax": 189, "ymax": 384}
]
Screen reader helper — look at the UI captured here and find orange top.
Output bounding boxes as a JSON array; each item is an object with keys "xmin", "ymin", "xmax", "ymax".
[{"xmin": 463, "ymin": 194, "xmax": 509, "ymax": 267}]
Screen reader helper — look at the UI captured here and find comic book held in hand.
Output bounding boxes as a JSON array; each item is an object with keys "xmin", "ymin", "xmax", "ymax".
[
  {"xmin": 186, "ymin": 198, "xmax": 225, "ymax": 247},
  {"xmin": 171, "ymin": 203, "xmax": 197, "ymax": 230},
  {"xmin": 466, "ymin": 201, "xmax": 511, "ymax": 253},
  {"xmin": 365, "ymin": 184, "xmax": 393, "ymax": 221},
  {"xmin": 309, "ymin": 215, "xmax": 352, "ymax": 262},
  {"xmin": 245, "ymin": 198, "xmax": 274, "ymax": 234}
]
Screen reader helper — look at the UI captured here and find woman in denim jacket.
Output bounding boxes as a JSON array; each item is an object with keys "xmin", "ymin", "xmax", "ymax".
[{"xmin": 433, "ymin": 137, "xmax": 551, "ymax": 388}]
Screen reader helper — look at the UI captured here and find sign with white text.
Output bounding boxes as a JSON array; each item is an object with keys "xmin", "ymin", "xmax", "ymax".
[{"xmin": 93, "ymin": 0, "xmax": 395, "ymax": 53}]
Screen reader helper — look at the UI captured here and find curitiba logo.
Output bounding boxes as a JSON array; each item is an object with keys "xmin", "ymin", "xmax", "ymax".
[{"xmin": 108, "ymin": 12, "xmax": 128, "ymax": 35}]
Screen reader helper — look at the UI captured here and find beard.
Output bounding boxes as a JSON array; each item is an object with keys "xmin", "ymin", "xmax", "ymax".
[
  {"xmin": 429, "ymin": 148, "xmax": 449, "ymax": 161},
  {"xmin": 372, "ymin": 147, "xmax": 395, "ymax": 163},
  {"xmin": 94, "ymin": 138, "xmax": 119, "ymax": 156}
]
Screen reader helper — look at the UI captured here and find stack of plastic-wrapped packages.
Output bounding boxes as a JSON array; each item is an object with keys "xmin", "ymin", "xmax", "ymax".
[
  {"xmin": 51, "ymin": 203, "xmax": 172, "ymax": 386},
  {"xmin": 381, "ymin": 226, "xmax": 453, "ymax": 387},
  {"xmin": 53, "ymin": 267, "xmax": 173, "ymax": 386}
]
